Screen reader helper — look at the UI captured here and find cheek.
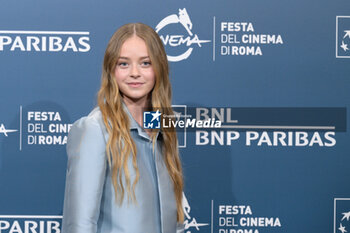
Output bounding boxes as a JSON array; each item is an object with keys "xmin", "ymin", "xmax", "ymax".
[
  {"xmin": 114, "ymin": 69, "xmax": 128, "ymax": 83},
  {"xmin": 144, "ymin": 68, "xmax": 155, "ymax": 82}
]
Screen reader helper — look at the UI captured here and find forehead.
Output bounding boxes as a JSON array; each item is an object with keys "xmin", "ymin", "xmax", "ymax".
[{"xmin": 119, "ymin": 35, "xmax": 149, "ymax": 58}]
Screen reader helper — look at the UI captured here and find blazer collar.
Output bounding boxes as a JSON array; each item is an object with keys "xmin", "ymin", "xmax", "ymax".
[
  {"xmin": 121, "ymin": 100, "xmax": 139, "ymax": 130},
  {"xmin": 121, "ymin": 100, "xmax": 163, "ymax": 140}
]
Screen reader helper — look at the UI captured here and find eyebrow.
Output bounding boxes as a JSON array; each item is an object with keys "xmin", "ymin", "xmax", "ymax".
[{"xmin": 118, "ymin": 56, "xmax": 150, "ymax": 60}]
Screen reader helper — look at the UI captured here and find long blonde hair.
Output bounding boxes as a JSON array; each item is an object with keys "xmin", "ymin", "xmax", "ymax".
[{"xmin": 97, "ymin": 23, "xmax": 184, "ymax": 222}]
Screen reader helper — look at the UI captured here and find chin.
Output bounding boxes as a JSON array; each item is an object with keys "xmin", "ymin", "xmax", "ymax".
[{"xmin": 125, "ymin": 94, "xmax": 149, "ymax": 102}]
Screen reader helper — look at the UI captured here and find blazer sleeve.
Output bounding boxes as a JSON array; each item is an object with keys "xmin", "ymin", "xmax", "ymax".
[{"xmin": 61, "ymin": 116, "xmax": 107, "ymax": 233}]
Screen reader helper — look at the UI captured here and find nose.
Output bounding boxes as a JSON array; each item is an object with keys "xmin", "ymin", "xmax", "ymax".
[{"xmin": 130, "ymin": 64, "xmax": 140, "ymax": 78}]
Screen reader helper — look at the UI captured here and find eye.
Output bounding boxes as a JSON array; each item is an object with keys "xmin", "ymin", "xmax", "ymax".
[
  {"xmin": 141, "ymin": 61, "xmax": 151, "ymax": 67},
  {"xmin": 117, "ymin": 62, "xmax": 128, "ymax": 68}
]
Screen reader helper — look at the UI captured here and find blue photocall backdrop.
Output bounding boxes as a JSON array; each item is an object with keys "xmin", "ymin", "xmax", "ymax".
[{"xmin": 0, "ymin": 0, "xmax": 349, "ymax": 232}]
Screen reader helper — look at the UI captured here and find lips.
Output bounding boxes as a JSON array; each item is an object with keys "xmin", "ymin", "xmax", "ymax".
[{"xmin": 127, "ymin": 82, "xmax": 144, "ymax": 87}]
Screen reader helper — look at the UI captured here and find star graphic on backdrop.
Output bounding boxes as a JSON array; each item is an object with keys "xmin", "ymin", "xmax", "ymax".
[
  {"xmin": 150, "ymin": 110, "xmax": 161, "ymax": 122},
  {"xmin": 339, "ymin": 223, "xmax": 347, "ymax": 233},
  {"xmin": 0, "ymin": 124, "xmax": 17, "ymax": 137},
  {"xmin": 341, "ymin": 41, "xmax": 349, "ymax": 51},
  {"xmin": 342, "ymin": 211, "xmax": 350, "ymax": 221},
  {"xmin": 343, "ymin": 30, "xmax": 350, "ymax": 39}
]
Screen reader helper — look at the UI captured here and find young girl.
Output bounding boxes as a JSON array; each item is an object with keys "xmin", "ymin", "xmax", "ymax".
[{"xmin": 61, "ymin": 23, "xmax": 184, "ymax": 233}]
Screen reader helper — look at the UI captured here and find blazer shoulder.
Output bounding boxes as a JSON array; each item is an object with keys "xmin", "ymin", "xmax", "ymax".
[
  {"xmin": 68, "ymin": 107, "xmax": 108, "ymax": 146},
  {"xmin": 81, "ymin": 107, "xmax": 105, "ymax": 127}
]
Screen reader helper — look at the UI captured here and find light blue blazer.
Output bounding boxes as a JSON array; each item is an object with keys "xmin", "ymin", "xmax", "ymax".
[{"xmin": 61, "ymin": 103, "xmax": 184, "ymax": 233}]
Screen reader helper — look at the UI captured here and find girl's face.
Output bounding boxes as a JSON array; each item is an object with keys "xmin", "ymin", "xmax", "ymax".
[{"xmin": 114, "ymin": 35, "xmax": 156, "ymax": 104}]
